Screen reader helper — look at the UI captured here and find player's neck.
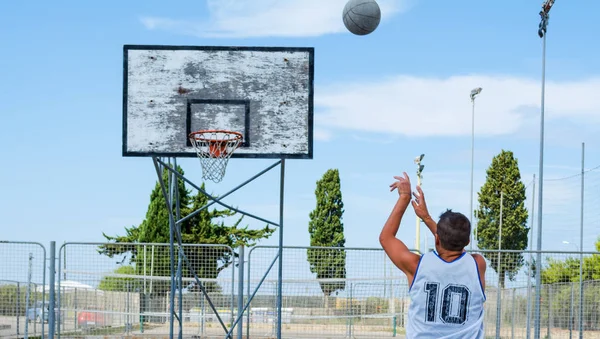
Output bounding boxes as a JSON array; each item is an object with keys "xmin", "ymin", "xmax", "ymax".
[{"xmin": 435, "ymin": 248, "xmax": 465, "ymax": 261}]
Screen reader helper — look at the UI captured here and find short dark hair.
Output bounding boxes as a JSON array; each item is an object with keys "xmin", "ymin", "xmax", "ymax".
[{"xmin": 436, "ymin": 209, "xmax": 471, "ymax": 251}]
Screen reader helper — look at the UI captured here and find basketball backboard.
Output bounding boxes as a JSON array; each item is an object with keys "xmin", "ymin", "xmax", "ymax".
[{"xmin": 123, "ymin": 45, "xmax": 314, "ymax": 159}]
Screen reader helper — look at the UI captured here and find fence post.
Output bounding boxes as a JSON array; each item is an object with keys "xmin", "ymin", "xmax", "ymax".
[
  {"xmin": 496, "ymin": 193, "xmax": 504, "ymax": 339},
  {"xmin": 33, "ymin": 283, "xmax": 38, "ymax": 337},
  {"xmin": 578, "ymin": 142, "xmax": 585, "ymax": 339},
  {"xmin": 73, "ymin": 288, "xmax": 78, "ymax": 332},
  {"xmin": 237, "ymin": 245, "xmax": 244, "ymax": 339},
  {"xmin": 48, "ymin": 241, "xmax": 56, "ymax": 339},
  {"xmin": 569, "ymin": 282, "xmax": 574, "ymax": 339},
  {"xmin": 16, "ymin": 282, "xmax": 20, "ymax": 338},
  {"xmin": 246, "ymin": 248, "xmax": 252, "ymax": 339},
  {"xmin": 25, "ymin": 252, "xmax": 33, "ymax": 339},
  {"xmin": 348, "ymin": 283, "xmax": 354, "ymax": 338},
  {"xmin": 511, "ymin": 287, "xmax": 516, "ymax": 339},
  {"xmin": 547, "ymin": 284, "xmax": 552, "ymax": 339},
  {"xmin": 201, "ymin": 295, "xmax": 205, "ymax": 337}
]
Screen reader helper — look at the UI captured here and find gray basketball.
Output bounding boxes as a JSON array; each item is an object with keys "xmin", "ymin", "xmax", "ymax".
[{"xmin": 342, "ymin": 0, "xmax": 381, "ymax": 36}]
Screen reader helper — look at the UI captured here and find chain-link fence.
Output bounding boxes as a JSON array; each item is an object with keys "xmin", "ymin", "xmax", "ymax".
[
  {"xmin": 245, "ymin": 246, "xmax": 419, "ymax": 338},
  {"xmin": 2, "ymin": 241, "xmax": 599, "ymax": 338},
  {"xmin": 245, "ymin": 247, "xmax": 600, "ymax": 339},
  {"xmin": 56, "ymin": 242, "xmax": 236, "ymax": 338},
  {"xmin": 0, "ymin": 241, "xmax": 47, "ymax": 338},
  {"xmin": 472, "ymin": 249, "xmax": 600, "ymax": 339}
]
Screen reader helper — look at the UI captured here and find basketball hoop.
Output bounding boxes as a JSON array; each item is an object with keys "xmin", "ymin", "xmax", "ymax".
[{"xmin": 189, "ymin": 130, "xmax": 243, "ymax": 183}]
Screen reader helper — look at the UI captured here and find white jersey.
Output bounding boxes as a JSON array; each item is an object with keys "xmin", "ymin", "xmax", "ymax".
[{"xmin": 406, "ymin": 251, "xmax": 486, "ymax": 339}]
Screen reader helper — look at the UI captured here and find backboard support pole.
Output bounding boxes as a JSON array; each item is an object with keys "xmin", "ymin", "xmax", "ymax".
[{"xmin": 152, "ymin": 157, "xmax": 287, "ymax": 339}]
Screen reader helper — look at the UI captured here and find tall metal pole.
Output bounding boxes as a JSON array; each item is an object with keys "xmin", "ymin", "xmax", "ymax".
[
  {"xmin": 534, "ymin": 2, "xmax": 554, "ymax": 337},
  {"xmin": 415, "ymin": 154, "xmax": 424, "ymax": 252},
  {"xmin": 276, "ymin": 159, "xmax": 286, "ymax": 339},
  {"xmin": 48, "ymin": 241, "xmax": 56, "ymax": 339},
  {"xmin": 167, "ymin": 158, "xmax": 176, "ymax": 338},
  {"xmin": 526, "ymin": 174, "xmax": 536, "ymax": 339},
  {"xmin": 237, "ymin": 245, "xmax": 245, "ymax": 339},
  {"xmin": 25, "ymin": 253, "xmax": 33, "ymax": 339},
  {"xmin": 578, "ymin": 142, "xmax": 585, "ymax": 339},
  {"xmin": 569, "ymin": 281, "xmax": 574, "ymax": 339},
  {"xmin": 469, "ymin": 87, "xmax": 482, "ymax": 250},
  {"xmin": 416, "ymin": 175, "xmax": 422, "ymax": 251},
  {"xmin": 174, "ymin": 158, "xmax": 183, "ymax": 339},
  {"xmin": 496, "ymin": 191, "xmax": 503, "ymax": 339}
]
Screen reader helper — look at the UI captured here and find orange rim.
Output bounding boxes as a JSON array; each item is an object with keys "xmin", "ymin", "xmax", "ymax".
[{"xmin": 189, "ymin": 130, "xmax": 243, "ymax": 143}]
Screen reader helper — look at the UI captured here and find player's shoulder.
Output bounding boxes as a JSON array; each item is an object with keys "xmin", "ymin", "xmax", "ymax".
[{"xmin": 470, "ymin": 253, "xmax": 487, "ymax": 272}]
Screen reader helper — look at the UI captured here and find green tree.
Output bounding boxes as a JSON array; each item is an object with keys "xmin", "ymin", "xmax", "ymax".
[
  {"xmin": 307, "ymin": 169, "xmax": 347, "ymax": 301},
  {"xmin": 100, "ymin": 166, "xmax": 274, "ymax": 295},
  {"xmin": 98, "ymin": 265, "xmax": 141, "ymax": 292},
  {"xmin": 475, "ymin": 150, "xmax": 529, "ymax": 288},
  {"xmin": 540, "ymin": 238, "xmax": 600, "ymax": 284},
  {"xmin": 0, "ymin": 284, "xmax": 28, "ymax": 316},
  {"xmin": 535, "ymin": 238, "xmax": 600, "ymax": 330}
]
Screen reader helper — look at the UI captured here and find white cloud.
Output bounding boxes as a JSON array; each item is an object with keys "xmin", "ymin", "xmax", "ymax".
[
  {"xmin": 313, "ymin": 128, "xmax": 334, "ymax": 141},
  {"xmin": 316, "ymin": 75, "xmax": 600, "ymax": 137},
  {"xmin": 140, "ymin": 0, "xmax": 409, "ymax": 38}
]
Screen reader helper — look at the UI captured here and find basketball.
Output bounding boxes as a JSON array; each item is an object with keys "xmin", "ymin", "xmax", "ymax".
[{"xmin": 342, "ymin": 0, "xmax": 381, "ymax": 36}]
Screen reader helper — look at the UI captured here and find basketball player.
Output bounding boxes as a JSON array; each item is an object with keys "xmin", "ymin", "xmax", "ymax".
[{"xmin": 379, "ymin": 172, "xmax": 486, "ymax": 339}]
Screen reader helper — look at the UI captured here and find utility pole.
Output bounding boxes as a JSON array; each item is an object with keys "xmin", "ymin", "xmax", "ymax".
[{"xmin": 415, "ymin": 154, "xmax": 425, "ymax": 252}]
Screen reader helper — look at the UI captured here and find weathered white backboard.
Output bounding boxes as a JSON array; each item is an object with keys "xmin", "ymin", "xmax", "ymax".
[{"xmin": 123, "ymin": 45, "xmax": 314, "ymax": 159}]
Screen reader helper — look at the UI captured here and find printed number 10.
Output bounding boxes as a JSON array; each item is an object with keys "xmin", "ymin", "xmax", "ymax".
[{"xmin": 424, "ymin": 282, "xmax": 470, "ymax": 324}]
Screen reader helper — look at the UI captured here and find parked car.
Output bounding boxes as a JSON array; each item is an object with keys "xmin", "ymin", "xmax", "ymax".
[
  {"xmin": 26, "ymin": 301, "xmax": 59, "ymax": 323},
  {"xmin": 77, "ymin": 308, "xmax": 106, "ymax": 328}
]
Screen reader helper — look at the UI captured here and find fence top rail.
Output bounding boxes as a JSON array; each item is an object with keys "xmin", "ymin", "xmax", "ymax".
[
  {"xmin": 248, "ymin": 245, "xmax": 598, "ymax": 256},
  {"xmin": 0, "ymin": 279, "xmax": 26, "ymax": 284},
  {"xmin": 249, "ymin": 245, "xmax": 422, "ymax": 252},
  {"xmin": 0, "ymin": 240, "xmax": 47, "ymax": 250},
  {"xmin": 468, "ymin": 249, "xmax": 599, "ymax": 255},
  {"xmin": 58, "ymin": 241, "xmax": 235, "ymax": 251}
]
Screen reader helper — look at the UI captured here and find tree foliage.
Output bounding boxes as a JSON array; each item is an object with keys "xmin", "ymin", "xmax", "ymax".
[
  {"xmin": 533, "ymin": 238, "xmax": 600, "ymax": 330},
  {"xmin": 307, "ymin": 169, "xmax": 347, "ymax": 297},
  {"xmin": 0, "ymin": 284, "xmax": 30, "ymax": 316},
  {"xmin": 476, "ymin": 150, "xmax": 529, "ymax": 287},
  {"xmin": 98, "ymin": 265, "xmax": 141, "ymax": 292},
  {"xmin": 539, "ymin": 239, "xmax": 600, "ymax": 284},
  {"xmin": 99, "ymin": 166, "xmax": 274, "ymax": 295}
]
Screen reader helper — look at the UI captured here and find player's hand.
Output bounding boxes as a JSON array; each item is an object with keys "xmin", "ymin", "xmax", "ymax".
[
  {"xmin": 411, "ymin": 185, "xmax": 431, "ymax": 220},
  {"xmin": 390, "ymin": 172, "xmax": 412, "ymax": 199}
]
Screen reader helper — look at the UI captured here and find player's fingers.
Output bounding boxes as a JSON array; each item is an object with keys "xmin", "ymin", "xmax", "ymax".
[
  {"xmin": 403, "ymin": 172, "xmax": 409, "ymax": 180},
  {"xmin": 416, "ymin": 185, "xmax": 424, "ymax": 195}
]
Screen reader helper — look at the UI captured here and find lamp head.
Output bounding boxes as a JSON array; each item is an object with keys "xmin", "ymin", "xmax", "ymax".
[
  {"xmin": 414, "ymin": 154, "xmax": 425, "ymax": 164},
  {"xmin": 470, "ymin": 87, "xmax": 482, "ymax": 100}
]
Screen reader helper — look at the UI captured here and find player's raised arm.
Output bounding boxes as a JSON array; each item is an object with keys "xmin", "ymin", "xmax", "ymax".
[{"xmin": 379, "ymin": 173, "xmax": 420, "ymax": 279}]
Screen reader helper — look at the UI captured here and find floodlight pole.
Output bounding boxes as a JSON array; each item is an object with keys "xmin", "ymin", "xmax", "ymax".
[
  {"xmin": 578, "ymin": 142, "xmax": 584, "ymax": 339},
  {"xmin": 496, "ymin": 191, "xmax": 503, "ymax": 339},
  {"xmin": 525, "ymin": 174, "xmax": 536, "ymax": 339},
  {"xmin": 414, "ymin": 154, "xmax": 424, "ymax": 252},
  {"xmin": 534, "ymin": 2, "xmax": 554, "ymax": 338},
  {"xmin": 469, "ymin": 87, "xmax": 482, "ymax": 250}
]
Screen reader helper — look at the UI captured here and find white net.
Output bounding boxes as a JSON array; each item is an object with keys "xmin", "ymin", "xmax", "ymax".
[{"xmin": 189, "ymin": 130, "xmax": 242, "ymax": 183}]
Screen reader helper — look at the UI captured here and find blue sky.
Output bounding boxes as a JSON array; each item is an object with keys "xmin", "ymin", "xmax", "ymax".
[{"xmin": 1, "ymin": 0, "xmax": 600, "ymax": 261}]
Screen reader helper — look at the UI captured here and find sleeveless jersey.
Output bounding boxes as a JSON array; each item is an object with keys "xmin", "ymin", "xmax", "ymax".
[{"xmin": 406, "ymin": 251, "xmax": 486, "ymax": 339}]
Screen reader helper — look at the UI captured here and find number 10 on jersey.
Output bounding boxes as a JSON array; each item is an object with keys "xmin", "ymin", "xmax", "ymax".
[{"xmin": 424, "ymin": 282, "xmax": 471, "ymax": 325}]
